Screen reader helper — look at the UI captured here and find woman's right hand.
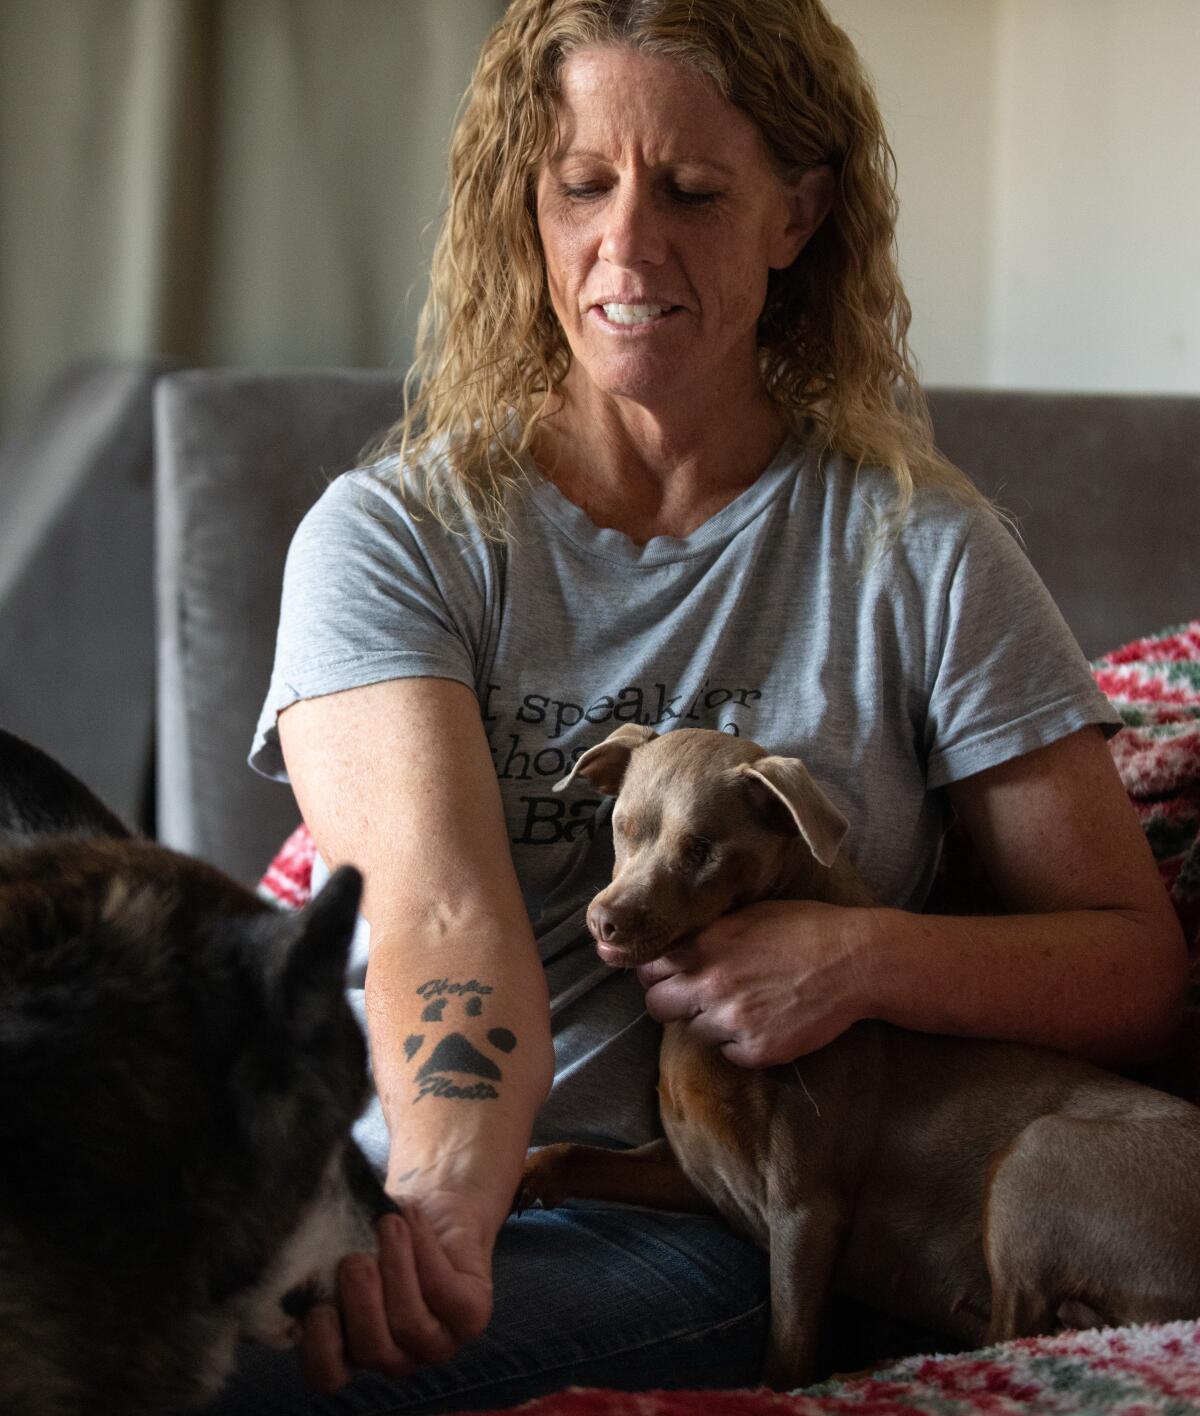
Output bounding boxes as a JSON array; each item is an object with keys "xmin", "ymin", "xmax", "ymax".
[{"xmin": 299, "ymin": 1185, "xmax": 496, "ymax": 1392}]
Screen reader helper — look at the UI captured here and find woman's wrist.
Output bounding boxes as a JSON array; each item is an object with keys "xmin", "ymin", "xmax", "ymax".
[
  {"xmin": 385, "ymin": 1140, "xmax": 526, "ymax": 1239},
  {"xmin": 839, "ymin": 901, "xmax": 890, "ymax": 1025},
  {"xmin": 386, "ymin": 1163, "xmax": 502, "ymax": 1226}
]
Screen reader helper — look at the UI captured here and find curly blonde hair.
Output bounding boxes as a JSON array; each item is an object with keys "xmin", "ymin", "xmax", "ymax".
[{"xmin": 376, "ymin": 0, "xmax": 977, "ymax": 534}]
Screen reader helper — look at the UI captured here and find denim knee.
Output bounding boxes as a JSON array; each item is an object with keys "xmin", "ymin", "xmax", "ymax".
[{"xmin": 199, "ymin": 1205, "xmax": 770, "ymax": 1415}]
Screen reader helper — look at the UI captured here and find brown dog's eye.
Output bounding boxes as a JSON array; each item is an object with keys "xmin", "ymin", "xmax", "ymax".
[{"xmin": 681, "ymin": 835, "xmax": 712, "ymax": 868}]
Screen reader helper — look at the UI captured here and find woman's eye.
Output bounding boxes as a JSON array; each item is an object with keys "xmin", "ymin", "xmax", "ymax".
[{"xmin": 557, "ymin": 181, "xmax": 716, "ymax": 206}]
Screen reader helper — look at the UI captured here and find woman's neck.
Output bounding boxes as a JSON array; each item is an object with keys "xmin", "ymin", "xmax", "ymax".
[{"xmin": 531, "ymin": 379, "xmax": 790, "ymax": 543}]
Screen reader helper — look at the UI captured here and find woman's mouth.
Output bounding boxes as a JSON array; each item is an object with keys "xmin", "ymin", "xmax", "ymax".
[{"xmin": 593, "ymin": 302, "xmax": 681, "ymax": 328}]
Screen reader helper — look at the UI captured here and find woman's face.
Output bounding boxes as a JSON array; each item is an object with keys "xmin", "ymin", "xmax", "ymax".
[{"xmin": 535, "ymin": 45, "xmax": 825, "ymax": 419}]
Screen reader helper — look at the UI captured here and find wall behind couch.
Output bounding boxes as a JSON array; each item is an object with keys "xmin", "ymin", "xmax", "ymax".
[
  {"xmin": 0, "ymin": 0, "xmax": 505, "ymax": 441},
  {"xmin": 1, "ymin": 0, "xmax": 1197, "ymax": 442},
  {"xmin": 830, "ymin": 0, "xmax": 1200, "ymax": 393}
]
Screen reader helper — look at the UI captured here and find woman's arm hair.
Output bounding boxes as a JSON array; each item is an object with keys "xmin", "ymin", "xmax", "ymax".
[
  {"xmin": 279, "ymin": 676, "xmax": 554, "ymax": 1235},
  {"xmin": 861, "ymin": 725, "xmax": 1187, "ymax": 1067}
]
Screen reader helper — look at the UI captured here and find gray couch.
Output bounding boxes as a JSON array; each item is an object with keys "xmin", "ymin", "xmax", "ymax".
[
  {"xmin": 0, "ymin": 359, "xmax": 173, "ymax": 829},
  {"xmin": 152, "ymin": 370, "xmax": 1198, "ymax": 887}
]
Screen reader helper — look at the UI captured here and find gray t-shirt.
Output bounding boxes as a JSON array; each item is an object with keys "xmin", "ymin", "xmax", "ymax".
[{"xmin": 250, "ymin": 435, "xmax": 1119, "ymax": 1158}]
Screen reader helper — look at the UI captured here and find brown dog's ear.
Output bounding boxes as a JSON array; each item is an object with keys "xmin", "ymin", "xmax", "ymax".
[
  {"xmin": 553, "ymin": 724, "xmax": 658, "ymax": 796},
  {"xmin": 737, "ymin": 756, "xmax": 849, "ymax": 867}
]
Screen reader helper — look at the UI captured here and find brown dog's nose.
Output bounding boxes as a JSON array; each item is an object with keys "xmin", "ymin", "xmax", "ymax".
[{"xmin": 588, "ymin": 904, "xmax": 620, "ymax": 942}]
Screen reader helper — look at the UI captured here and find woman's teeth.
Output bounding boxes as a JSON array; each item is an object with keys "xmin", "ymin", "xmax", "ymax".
[{"xmin": 601, "ymin": 303, "xmax": 672, "ymax": 324}]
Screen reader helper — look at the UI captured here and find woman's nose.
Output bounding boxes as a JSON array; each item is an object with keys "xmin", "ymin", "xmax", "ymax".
[{"xmin": 597, "ymin": 183, "xmax": 666, "ymax": 268}]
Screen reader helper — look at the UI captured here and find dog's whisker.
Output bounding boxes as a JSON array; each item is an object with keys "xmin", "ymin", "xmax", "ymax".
[{"xmin": 791, "ymin": 1061, "xmax": 821, "ymax": 1118}]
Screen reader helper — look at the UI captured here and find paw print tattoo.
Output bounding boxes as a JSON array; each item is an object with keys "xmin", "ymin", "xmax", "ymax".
[{"xmin": 404, "ymin": 978, "xmax": 517, "ymax": 1102}]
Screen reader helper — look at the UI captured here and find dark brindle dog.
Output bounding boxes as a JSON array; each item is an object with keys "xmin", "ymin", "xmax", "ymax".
[{"xmin": 0, "ymin": 729, "xmax": 392, "ymax": 1416}]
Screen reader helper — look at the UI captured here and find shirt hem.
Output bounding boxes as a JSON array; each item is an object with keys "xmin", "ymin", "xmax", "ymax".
[
  {"xmin": 926, "ymin": 697, "xmax": 1122, "ymax": 789},
  {"xmin": 248, "ymin": 655, "xmax": 476, "ymax": 780}
]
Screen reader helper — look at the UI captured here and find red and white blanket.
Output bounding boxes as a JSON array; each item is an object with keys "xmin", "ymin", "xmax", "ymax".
[
  {"xmin": 258, "ymin": 816, "xmax": 318, "ymax": 911},
  {"xmin": 446, "ymin": 1320, "xmax": 1200, "ymax": 1414},
  {"xmin": 1093, "ymin": 621, "xmax": 1200, "ymax": 955}
]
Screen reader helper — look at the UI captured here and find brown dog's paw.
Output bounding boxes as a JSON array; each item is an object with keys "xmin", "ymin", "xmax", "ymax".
[{"xmin": 514, "ymin": 1143, "xmax": 579, "ymax": 1215}]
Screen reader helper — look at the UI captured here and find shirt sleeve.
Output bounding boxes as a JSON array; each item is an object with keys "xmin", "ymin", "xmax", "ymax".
[
  {"xmin": 249, "ymin": 469, "xmax": 488, "ymax": 781},
  {"xmin": 923, "ymin": 505, "xmax": 1121, "ymax": 789}
]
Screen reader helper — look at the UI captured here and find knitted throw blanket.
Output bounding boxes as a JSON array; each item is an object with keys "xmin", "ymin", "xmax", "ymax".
[
  {"xmin": 443, "ymin": 1321, "xmax": 1200, "ymax": 1414},
  {"xmin": 258, "ymin": 816, "xmax": 318, "ymax": 911},
  {"xmin": 1092, "ymin": 620, "xmax": 1200, "ymax": 955}
]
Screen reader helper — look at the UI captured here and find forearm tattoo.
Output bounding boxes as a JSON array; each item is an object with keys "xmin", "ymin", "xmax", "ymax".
[{"xmin": 404, "ymin": 978, "xmax": 517, "ymax": 1103}]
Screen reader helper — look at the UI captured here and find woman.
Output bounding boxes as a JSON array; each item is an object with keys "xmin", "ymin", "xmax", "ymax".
[{"xmin": 234, "ymin": 0, "xmax": 1186, "ymax": 1409}]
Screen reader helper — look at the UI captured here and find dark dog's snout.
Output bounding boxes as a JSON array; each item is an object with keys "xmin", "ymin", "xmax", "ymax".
[{"xmin": 279, "ymin": 1276, "xmax": 321, "ymax": 1321}]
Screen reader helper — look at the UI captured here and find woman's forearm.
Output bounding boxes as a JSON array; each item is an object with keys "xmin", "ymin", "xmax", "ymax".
[
  {"xmin": 856, "ymin": 901, "xmax": 1187, "ymax": 1068},
  {"xmin": 364, "ymin": 918, "xmax": 555, "ymax": 1238},
  {"xmin": 278, "ymin": 678, "xmax": 557, "ymax": 1239}
]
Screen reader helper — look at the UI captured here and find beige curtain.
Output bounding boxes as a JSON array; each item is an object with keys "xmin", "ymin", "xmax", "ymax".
[{"xmin": 0, "ymin": 0, "xmax": 506, "ymax": 439}]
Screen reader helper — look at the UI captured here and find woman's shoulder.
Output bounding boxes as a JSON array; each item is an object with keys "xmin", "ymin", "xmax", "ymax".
[
  {"xmin": 274, "ymin": 454, "xmax": 512, "ymax": 629},
  {"xmin": 804, "ymin": 448, "xmax": 998, "ymax": 562},
  {"xmin": 299, "ymin": 443, "xmax": 502, "ymax": 556}
]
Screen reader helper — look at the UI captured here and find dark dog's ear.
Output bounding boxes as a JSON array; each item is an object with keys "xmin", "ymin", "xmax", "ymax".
[
  {"xmin": 553, "ymin": 724, "xmax": 658, "ymax": 797},
  {"xmin": 275, "ymin": 865, "xmax": 363, "ymax": 1037},
  {"xmin": 0, "ymin": 729, "xmax": 131, "ymax": 847},
  {"xmin": 736, "ymin": 756, "xmax": 849, "ymax": 868}
]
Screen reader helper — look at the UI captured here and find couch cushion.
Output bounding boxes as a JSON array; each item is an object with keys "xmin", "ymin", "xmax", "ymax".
[
  {"xmin": 927, "ymin": 388, "xmax": 1198, "ymax": 660},
  {"xmin": 0, "ymin": 358, "xmax": 168, "ymax": 827},
  {"xmin": 154, "ymin": 367, "xmax": 403, "ymax": 883}
]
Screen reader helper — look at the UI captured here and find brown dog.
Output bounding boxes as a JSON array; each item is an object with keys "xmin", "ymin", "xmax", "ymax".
[{"xmin": 519, "ymin": 725, "xmax": 1200, "ymax": 1387}]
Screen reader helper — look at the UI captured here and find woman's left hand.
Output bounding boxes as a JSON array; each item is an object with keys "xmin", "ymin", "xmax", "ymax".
[{"xmin": 636, "ymin": 899, "xmax": 872, "ymax": 1067}]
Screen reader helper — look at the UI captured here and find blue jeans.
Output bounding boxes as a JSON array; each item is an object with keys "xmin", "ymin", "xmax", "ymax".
[{"xmin": 202, "ymin": 1204, "xmax": 769, "ymax": 1413}]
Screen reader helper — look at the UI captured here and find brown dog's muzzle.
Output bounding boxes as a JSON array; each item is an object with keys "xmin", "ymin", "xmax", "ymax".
[{"xmin": 585, "ymin": 891, "xmax": 675, "ymax": 966}]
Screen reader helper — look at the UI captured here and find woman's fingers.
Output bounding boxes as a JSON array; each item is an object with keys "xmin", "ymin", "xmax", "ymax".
[
  {"xmin": 299, "ymin": 1301, "xmax": 354, "ymax": 1393},
  {"xmin": 403, "ymin": 1202, "xmax": 494, "ymax": 1342},
  {"xmin": 339, "ymin": 1252, "xmax": 417, "ymax": 1378},
  {"xmin": 636, "ymin": 943, "xmax": 695, "ymax": 989},
  {"xmin": 640, "ymin": 969, "xmax": 704, "ymax": 1024},
  {"xmin": 377, "ymin": 1211, "xmax": 461, "ymax": 1364}
]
